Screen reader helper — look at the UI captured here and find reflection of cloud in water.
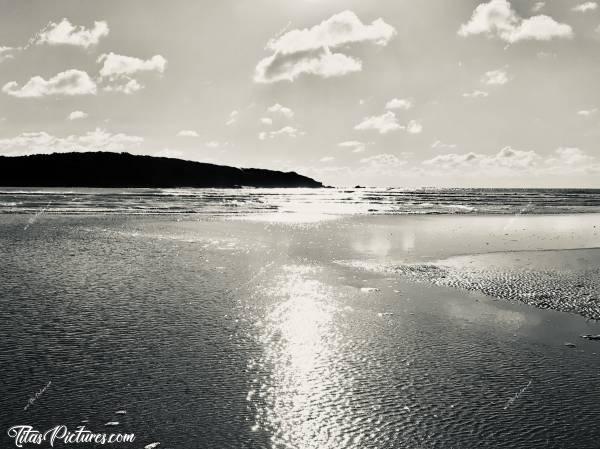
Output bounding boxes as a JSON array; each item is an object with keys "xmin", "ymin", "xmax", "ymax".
[{"xmin": 444, "ymin": 302, "xmax": 533, "ymax": 331}]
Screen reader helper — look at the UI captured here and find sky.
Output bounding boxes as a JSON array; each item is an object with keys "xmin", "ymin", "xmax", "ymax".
[{"xmin": 1, "ymin": 0, "xmax": 600, "ymax": 187}]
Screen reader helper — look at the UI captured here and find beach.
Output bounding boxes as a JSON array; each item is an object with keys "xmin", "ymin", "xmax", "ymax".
[{"xmin": 1, "ymin": 210, "xmax": 599, "ymax": 448}]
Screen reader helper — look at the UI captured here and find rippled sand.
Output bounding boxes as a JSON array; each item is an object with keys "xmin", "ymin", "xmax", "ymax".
[
  {"xmin": 1, "ymin": 213, "xmax": 599, "ymax": 448},
  {"xmin": 383, "ymin": 250, "xmax": 600, "ymax": 320}
]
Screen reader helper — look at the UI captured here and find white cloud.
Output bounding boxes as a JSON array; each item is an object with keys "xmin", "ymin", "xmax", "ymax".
[
  {"xmin": 2, "ymin": 69, "xmax": 97, "ymax": 98},
  {"xmin": 0, "ymin": 129, "xmax": 143, "ymax": 156},
  {"xmin": 155, "ymin": 148, "xmax": 184, "ymax": 159},
  {"xmin": 354, "ymin": 111, "xmax": 403, "ymax": 134},
  {"xmin": 459, "ymin": 0, "xmax": 573, "ymax": 43},
  {"xmin": 532, "ymin": 2, "xmax": 545, "ymax": 12},
  {"xmin": 338, "ymin": 140, "xmax": 366, "ymax": 153},
  {"xmin": 320, "ymin": 156, "xmax": 334, "ymax": 162},
  {"xmin": 36, "ymin": 18, "xmax": 109, "ymax": 48},
  {"xmin": 103, "ymin": 78, "xmax": 143, "ymax": 94},
  {"xmin": 226, "ymin": 110, "xmax": 239, "ymax": 126},
  {"xmin": 98, "ymin": 53, "xmax": 167, "ymax": 79},
  {"xmin": 482, "ymin": 68, "xmax": 509, "ymax": 85},
  {"xmin": 385, "ymin": 98, "xmax": 412, "ymax": 110},
  {"xmin": 572, "ymin": 2, "xmax": 598, "ymax": 12},
  {"xmin": 0, "ymin": 46, "xmax": 17, "ymax": 63},
  {"xmin": 268, "ymin": 103, "xmax": 294, "ymax": 118},
  {"xmin": 423, "ymin": 146, "xmax": 540, "ymax": 171},
  {"xmin": 260, "ymin": 117, "xmax": 273, "ymax": 125},
  {"xmin": 577, "ymin": 108, "xmax": 597, "ymax": 116},
  {"xmin": 463, "ymin": 90, "xmax": 489, "ymax": 98},
  {"xmin": 432, "ymin": 140, "xmax": 457, "ymax": 150},
  {"xmin": 68, "ymin": 110, "xmax": 88, "ymax": 121},
  {"xmin": 259, "ymin": 126, "xmax": 302, "ymax": 140},
  {"xmin": 205, "ymin": 141, "xmax": 220, "ymax": 148},
  {"xmin": 255, "ymin": 46, "xmax": 362, "ymax": 83},
  {"xmin": 254, "ymin": 10, "xmax": 396, "ymax": 83},
  {"xmin": 407, "ymin": 120, "xmax": 423, "ymax": 134},
  {"xmin": 550, "ymin": 147, "xmax": 593, "ymax": 165},
  {"xmin": 177, "ymin": 130, "xmax": 199, "ymax": 137},
  {"xmin": 360, "ymin": 153, "xmax": 407, "ymax": 169}
]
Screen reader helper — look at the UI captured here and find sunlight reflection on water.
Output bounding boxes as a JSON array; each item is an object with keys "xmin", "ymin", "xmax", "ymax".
[{"xmin": 251, "ymin": 265, "xmax": 354, "ymax": 449}]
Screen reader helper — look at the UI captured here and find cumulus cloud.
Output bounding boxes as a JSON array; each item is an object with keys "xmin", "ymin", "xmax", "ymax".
[
  {"xmin": 338, "ymin": 140, "xmax": 366, "ymax": 153},
  {"xmin": 385, "ymin": 98, "xmax": 412, "ymax": 110},
  {"xmin": 482, "ymin": 68, "xmax": 509, "ymax": 85},
  {"xmin": 354, "ymin": 111, "xmax": 403, "ymax": 134},
  {"xmin": 572, "ymin": 2, "xmax": 598, "ymax": 12},
  {"xmin": 577, "ymin": 108, "xmax": 597, "ymax": 116},
  {"xmin": 432, "ymin": 140, "xmax": 457, "ymax": 150},
  {"xmin": 36, "ymin": 18, "xmax": 109, "ymax": 48},
  {"xmin": 407, "ymin": 120, "xmax": 423, "ymax": 134},
  {"xmin": 177, "ymin": 130, "xmax": 199, "ymax": 137},
  {"xmin": 463, "ymin": 90, "xmax": 489, "ymax": 98},
  {"xmin": 68, "ymin": 110, "xmax": 88, "ymax": 121},
  {"xmin": 0, "ymin": 46, "xmax": 18, "ymax": 63},
  {"xmin": 532, "ymin": 1, "xmax": 545, "ymax": 12},
  {"xmin": 98, "ymin": 53, "xmax": 167, "ymax": 79},
  {"xmin": 103, "ymin": 79, "xmax": 143, "ymax": 94},
  {"xmin": 226, "ymin": 110, "xmax": 239, "ymax": 126},
  {"xmin": 0, "ymin": 128, "xmax": 143, "ymax": 156},
  {"xmin": 268, "ymin": 103, "xmax": 294, "ymax": 118},
  {"xmin": 2, "ymin": 69, "xmax": 97, "ymax": 98},
  {"xmin": 320, "ymin": 156, "xmax": 334, "ymax": 162},
  {"xmin": 459, "ymin": 0, "xmax": 573, "ymax": 43},
  {"xmin": 260, "ymin": 117, "xmax": 273, "ymax": 125},
  {"xmin": 254, "ymin": 10, "xmax": 396, "ymax": 83},
  {"xmin": 360, "ymin": 153, "xmax": 407, "ymax": 169},
  {"xmin": 423, "ymin": 146, "xmax": 540, "ymax": 171},
  {"xmin": 258, "ymin": 126, "xmax": 302, "ymax": 140}
]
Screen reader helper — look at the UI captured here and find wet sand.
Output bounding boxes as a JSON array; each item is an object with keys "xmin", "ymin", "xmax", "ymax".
[{"xmin": 1, "ymin": 213, "xmax": 599, "ymax": 448}]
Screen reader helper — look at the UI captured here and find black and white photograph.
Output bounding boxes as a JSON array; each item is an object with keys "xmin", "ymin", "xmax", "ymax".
[{"xmin": 1, "ymin": 1, "xmax": 600, "ymax": 448}]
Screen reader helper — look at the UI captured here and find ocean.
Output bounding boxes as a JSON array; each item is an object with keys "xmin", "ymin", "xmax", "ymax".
[{"xmin": 1, "ymin": 189, "xmax": 600, "ymax": 448}]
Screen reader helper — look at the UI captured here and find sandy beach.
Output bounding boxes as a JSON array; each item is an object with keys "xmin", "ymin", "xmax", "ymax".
[{"xmin": 1, "ymin": 212, "xmax": 599, "ymax": 448}]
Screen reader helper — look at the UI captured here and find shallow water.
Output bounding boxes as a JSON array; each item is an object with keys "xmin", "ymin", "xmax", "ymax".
[
  {"xmin": 2, "ymin": 187, "xmax": 600, "ymax": 216},
  {"xmin": 1, "ymin": 214, "xmax": 600, "ymax": 448}
]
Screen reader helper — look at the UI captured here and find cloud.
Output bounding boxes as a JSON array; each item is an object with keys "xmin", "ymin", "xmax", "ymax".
[
  {"xmin": 577, "ymin": 108, "xmax": 597, "ymax": 116},
  {"xmin": 0, "ymin": 128, "xmax": 143, "ymax": 156},
  {"xmin": 338, "ymin": 140, "xmax": 366, "ymax": 153},
  {"xmin": 360, "ymin": 153, "xmax": 407, "ymax": 169},
  {"xmin": 226, "ymin": 110, "xmax": 239, "ymax": 126},
  {"xmin": 463, "ymin": 90, "xmax": 489, "ymax": 98},
  {"xmin": 103, "ymin": 79, "xmax": 143, "ymax": 94},
  {"xmin": 205, "ymin": 141, "xmax": 220, "ymax": 148},
  {"xmin": 260, "ymin": 117, "xmax": 273, "ymax": 125},
  {"xmin": 98, "ymin": 53, "xmax": 167, "ymax": 79},
  {"xmin": 572, "ymin": 2, "xmax": 598, "ymax": 12},
  {"xmin": 177, "ymin": 130, "xmax": 199, "ymax": 137},
  {"xmin": 432, "ymin": 140, "xmax": 457, "ymax": 150},
  {"xmin": 258, "ymin": 126, "xmax": 302, "ymax": 140},
  {"xmin": 459, "ymin": 0, "xmax": 573, "ymax": 43},
  {"xmin": 385, "ymin": 98, "xmax": 412, "ymax": 110},
  {"xmin": 354, "ymin": 111, "xmax": 403, "ymax": 134},
  {"xmin": 532, "ymin": 2, "xmax": 545, "ymax": 12},
  {"xmin": 320, "ymin": 156, "xmax": 334, "ymax": 162},
  {"xmin": 255, "ymin": 46, "xmax": 362, "ymax": 83},
  {"xmin": 36, "ymin": 18, "xmax": 109, "ymax": 48},
  {"xmin": 482, "ymin": 68, "xmax": 509, "ymax": 85},
  {"xmin": 68, "ymin": 110, "xmax": 88, "ymax": 121},
  {"xmin": 2, "ymin": 69, "xmax": 97, "ymax": 98},
  {"xmin": 268, "ymin": 103, "xmax": 294, "ymax": 118},
  {"xmin": 407, "ymin": 120, "xmax": 423, "ymax": 134},
  {"xmin": 423, "ymin": 146, "xmax": 540, "ymax": 171},
  {"xmin": 0, "ymin": 46, "xmax": 18, "ymax": 63},
  {"xmin": 254, "ymin": 10, "xmax": 396, "ymax": 83}
]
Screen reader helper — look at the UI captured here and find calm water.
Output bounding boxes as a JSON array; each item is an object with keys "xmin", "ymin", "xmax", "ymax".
[
  {"xmin": 1, "ymin": 204, "xmax": 600, "ymax": 448},
  {"xmin": 2, "ymin": 187, "xmax": 600, "ymax": 216}
]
